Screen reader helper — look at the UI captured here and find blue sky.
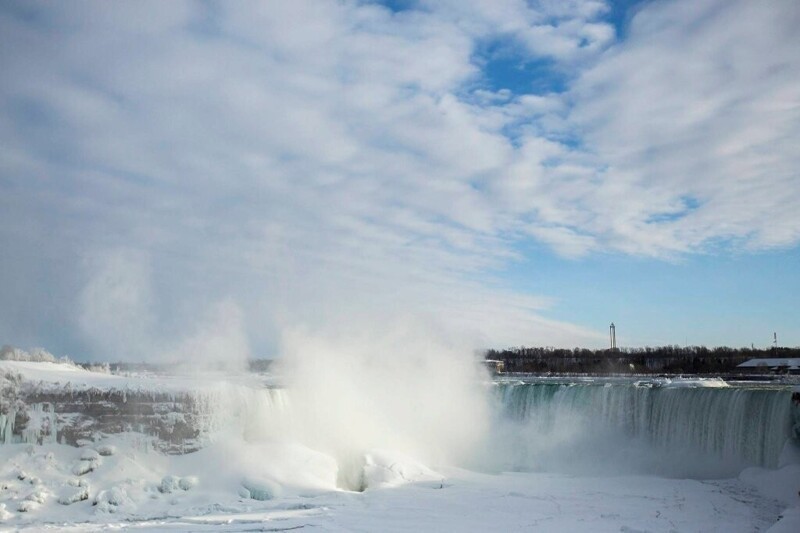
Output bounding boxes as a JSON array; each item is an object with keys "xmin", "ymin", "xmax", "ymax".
[
  {"xmin": 0, "ymin": 0, "xmax": 798, "ymax": 361},
  {"xmin": 499, "ymin": 245, "xmax": 800, "ymax": 348}
]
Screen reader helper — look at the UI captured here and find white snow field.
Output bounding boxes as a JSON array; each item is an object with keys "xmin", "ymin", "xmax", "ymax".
[{"xmin": 1, "ymin": 359, "xmax": 799, "ymax": 532}]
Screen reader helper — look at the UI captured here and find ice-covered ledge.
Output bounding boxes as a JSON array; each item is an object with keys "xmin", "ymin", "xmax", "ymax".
[{"xmin": 1, "ymin": 360, "xmax": 285, "ymax": 453}]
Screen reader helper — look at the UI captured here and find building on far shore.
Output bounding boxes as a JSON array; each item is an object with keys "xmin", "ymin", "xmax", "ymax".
[
  {"xmin": 737, "ymin": 358, "xmax": 800, "ymax": 374},
  {"xmin": 483, "ymin": 359, "xmax": 505, "ymax": 374}
]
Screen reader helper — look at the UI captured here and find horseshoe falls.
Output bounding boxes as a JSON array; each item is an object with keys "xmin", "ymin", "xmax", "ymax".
[
  {"xmin": 491, "ymin": 379, "xmax": 797, "ymax": 479},
  {"xmin": 2, "ymin": 359, "xmax": 800, "ymax": 531}
]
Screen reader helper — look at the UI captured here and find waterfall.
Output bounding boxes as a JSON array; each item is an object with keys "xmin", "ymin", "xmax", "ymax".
[
  {"xmin": 494, "ymin": 380, "xmax": 794, "ymax": 475},
  {"xmin": 189, "ymin": 384, "xmax": 290, "ymax": 442}
]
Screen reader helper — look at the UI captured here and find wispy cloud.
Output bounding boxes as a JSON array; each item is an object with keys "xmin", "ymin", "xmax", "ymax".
[
  {"xmin": 0, "ymin": 0, "xmax": 797, "ymax": 357},
  {"xmin": 567, "ymin": 0, "xmax": 800, "ymax": 255}
]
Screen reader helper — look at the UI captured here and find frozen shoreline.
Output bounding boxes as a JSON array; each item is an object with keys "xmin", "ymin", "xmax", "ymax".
[
  {"xmin": 1, "ymin": 441, "xmax": 797, "ymax": 532},
  {"xmin": 1, "ymin": 360, "xmax": 799, "ymax": 531}
]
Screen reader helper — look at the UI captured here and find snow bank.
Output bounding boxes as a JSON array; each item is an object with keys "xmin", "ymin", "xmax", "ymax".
[
  {"xmin": 0, "ymin": 436, "xmax": 414, "ymax": 526},
  {"xmin": 767, "ymin": 507, "xmax": 800, "ymax": 533},
  {"xmin": 0, "ymin": 359, "xmax": 260, "ymax": 393},
  {"xmin": 740, "ymin": 464, "xmax": 800, "ymax": 507},
  {"xmin": 361, "ymin": 450, "xmax": 442, "ymax": 489},
  {"xmin": 0, "ymin": 438, "xmax": 789, "ymax": 532},
  {"xmin": 740, "ymin": 461, "xmax": 800, "ymax": 533}
]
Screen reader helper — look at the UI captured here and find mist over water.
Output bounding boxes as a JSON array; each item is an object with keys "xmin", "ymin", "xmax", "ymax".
[
  {"xmin": 189, "ymin": 328, "xmax": 796, "ymax": 490},
  {"xmin": 67, "ymin": 236, "xmax": 795, "ymax": 488},
  {"xmin": 180, "ymin": 321, "xmax": 494, "ymax": 490},
  {"xmin": 71, "ymin": 249, "xmax": 799, "ymax": 488},
  {"xmin": 490, "ymin": 381, "xmax": 794, "ymax": 479},
  {"xmin": 4, "ymin": 322, "xmax": 796, "ymax": 500},
  {"xmin": 273, "ymin": 324, "xmax": 492, "ymax": 484}
]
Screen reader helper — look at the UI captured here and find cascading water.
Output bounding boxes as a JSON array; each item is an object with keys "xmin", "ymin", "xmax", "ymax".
[
  {"xmin": 493, "ymin": 379, "xmax": 795, "ymax": 478},
  {"xmin": 3, "ymin": 353, "xmax": 797, "ymax": 489},
  {"xmin": 189, "ymin": 383, "xmax": 290, "ymax": 442}
]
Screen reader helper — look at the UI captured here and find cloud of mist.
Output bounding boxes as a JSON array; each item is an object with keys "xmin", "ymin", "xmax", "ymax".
[
  {"xmin": 269, "ymin": 319, "xmax": 492, "ymax": 477},
  {"xmin": 78, "ymin": 248, "xmax": 156, "ymax": 361},
  {"xmin": 1, "ymin": 0, "xmax": 799, "ymax": 355},
  {"xmin": 78, "ymin": 248, "xmax": 250, "ymax": 369},
  {"xmin": 168, "ymin": 299, "xmax": 251, "ymax": 373}
]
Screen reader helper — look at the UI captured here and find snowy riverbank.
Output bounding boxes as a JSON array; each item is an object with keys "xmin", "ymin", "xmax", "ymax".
[{"xmin": 1, "ymin": 360, "xmax": 798, "ymax": 531}]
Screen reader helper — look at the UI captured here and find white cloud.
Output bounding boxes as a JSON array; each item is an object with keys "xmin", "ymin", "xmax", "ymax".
[
  {"xmin": 419, "ymin": 0, "xmax": 614, "ymax": 61},
  {"xmin": 0, "ymin": 0, "xmax": 798, "ymax": 357},
  {"xmin": 566, "ymin": 0, "xmax": 800, "ymax": 255}
]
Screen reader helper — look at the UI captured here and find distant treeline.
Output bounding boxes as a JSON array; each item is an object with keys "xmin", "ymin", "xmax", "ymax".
[
  {"xmin": 109, "ymin": 359, "xmax": 276, "ymax": 374},
  {"xmin": 485, "ymin": 345, "xmax": 800, "ymax": 374}
]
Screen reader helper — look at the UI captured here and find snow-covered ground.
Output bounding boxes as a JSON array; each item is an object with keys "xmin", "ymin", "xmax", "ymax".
[
  {"xmin": 1, "ymin": 360, "xmax": 799, "ymax": 531},
  {"xmin": 1, "ymin": 438, "xmax": 798, "ymax": 532},
  {"xmin": 0, "ymin": 360, "xmax": 273, "ymax": 393}
]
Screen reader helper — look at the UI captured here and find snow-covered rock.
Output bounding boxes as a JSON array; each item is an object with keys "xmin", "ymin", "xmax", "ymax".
[
  {"xmin": 94, "ymin": 486, "xmax": 136, "ymax": 514},
  {"xmin": 241, "ymin": 477, "xmax": 282, "ymax": 501},
  {"xmin": 361, "ymin": 450, "xmax": 442, "ymax": 489},
  {"xmin": 159, "ymin": 475, "xmax": 181, "ymax": 494},
  {"xmin": 81, "ymin": 449, "xmax": 100, "ymax": 461},
  {"xmin": 178, "ymin": 476, "xmax": 198, "ymax": 491},
  {"xmin": 57, "ymin": 484, "xmax": 89, "ymax": 505},
  {"xmin": 97, "ymin": 444, "xmax": 116, "ymax": 457},
  {"xmin": 72, "ymin": 459, "xmax": 97, "ymax": 476},
  {"xmin": 0, "ymin": 503, "xmax": 12, "ymax": 521}
]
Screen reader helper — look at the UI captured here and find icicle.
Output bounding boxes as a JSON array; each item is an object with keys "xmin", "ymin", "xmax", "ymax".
[{"xmin": 0, "ymin": 409, "xmax": 16, "ymax": 444}]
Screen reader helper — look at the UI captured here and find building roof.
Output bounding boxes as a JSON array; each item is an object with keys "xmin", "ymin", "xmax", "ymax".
[{"xmin": 737, "ymin": 358, "xmax": 800, "ymax": 369}]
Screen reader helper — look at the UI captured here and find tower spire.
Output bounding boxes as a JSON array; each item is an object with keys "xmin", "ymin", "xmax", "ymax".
[{"xmin": 610, "ymin": 322, "xmax": 617, "ymax": 351}]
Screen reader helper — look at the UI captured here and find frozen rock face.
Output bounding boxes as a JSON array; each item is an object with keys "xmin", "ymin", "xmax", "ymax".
[
  {"xmin": 0, "ymin": 362, "xmax": 287, "ymax": 455},
  {"xmin": 2, "ymin": 387, "xmax": 203, "ymax": 453}
]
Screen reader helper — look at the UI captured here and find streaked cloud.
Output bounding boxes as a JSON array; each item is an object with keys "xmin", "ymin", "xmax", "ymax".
[{"xmin": 0, "ymin": 0, "xmax": 797, "ymax": 358}]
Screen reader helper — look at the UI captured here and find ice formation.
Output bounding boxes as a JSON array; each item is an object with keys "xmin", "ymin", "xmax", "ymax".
[{"xmin": 0, "ymin": 355, "xmax": 798, "ymax": 531}]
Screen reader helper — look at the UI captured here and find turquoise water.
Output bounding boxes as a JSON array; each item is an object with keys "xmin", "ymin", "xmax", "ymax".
[{"xmin": 493, "ymin": 378, "xmax": 795, "ymax": 476}]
